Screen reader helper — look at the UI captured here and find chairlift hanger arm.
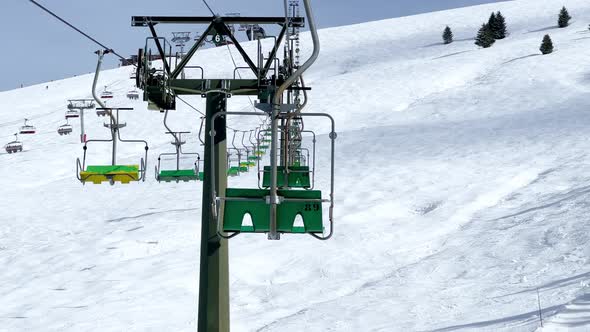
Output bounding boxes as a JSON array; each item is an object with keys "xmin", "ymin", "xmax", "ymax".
[
  {"xmin": 132, "ymin": 16, "xmax": 304, "ymax": 26},
  {"xmin": 231, "ymin": 130, "xmax": 239, "ymax": 150},
  {"xmin": 198, "ymin": 117, "xmax": 206, "ymax": 145}
]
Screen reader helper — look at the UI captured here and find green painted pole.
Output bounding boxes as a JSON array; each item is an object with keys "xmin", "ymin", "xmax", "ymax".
[{"xmin": 198, "ymin": 91, "xmax": 230, "ymax": 332}]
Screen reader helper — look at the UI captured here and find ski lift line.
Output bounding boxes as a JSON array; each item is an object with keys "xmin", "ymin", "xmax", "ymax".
[
  {"xmin": 28, "ymin": 0, "xmax": 133, "ymax": 67},
  {"xmin": 0, "ymin": 103, "xmax": 68, "ymax": 129},
  {"xmin": 148, "ymin": 23, "xmax": 172, "ymax": 76},
  {"xmin": 176, "ymin": 95, "xmax": 205, "ymax": 116},
  {"xmin": 201, "ymin": 0, "xmax": 216, "ymax": 16},
  {"xmin": 224, "ymin": 44, "xmax": 266, "ymax": 124},
  {"xmin": 175, "ymin": 94, "xmax": 265, "ymax": 134}
]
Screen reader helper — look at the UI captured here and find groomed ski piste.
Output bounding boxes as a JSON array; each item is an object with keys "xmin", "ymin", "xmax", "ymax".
[{"xmin": 3, "ymin": 0, "xmax": 590, "ymax": 330}]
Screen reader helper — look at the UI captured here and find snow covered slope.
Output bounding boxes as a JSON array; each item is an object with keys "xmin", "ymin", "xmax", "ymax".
[{"xmin": 3, "ymin": 0, "xmax": 590, "ymax": 331}]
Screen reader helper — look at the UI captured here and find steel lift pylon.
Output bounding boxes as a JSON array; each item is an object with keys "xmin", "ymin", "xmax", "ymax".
[{"xmin": 132, "ymin": 1, "xmax": 332, "ymax": 329}]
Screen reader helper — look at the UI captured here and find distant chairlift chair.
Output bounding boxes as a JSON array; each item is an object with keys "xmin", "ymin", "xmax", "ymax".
[
  {"xmin": 68, "ymin": 99, "xmax": 95, "ymax": 110},
  {"xmin": 126, "ymin": 87, "xmax": 140, "ymax": 100},
  {"xmin": 252, "ymin": 127, "xmax": 267, "ymax": 157},
  {"xmin": 227, "ymin": 147, "xmax": 245, "ymax": 177},
  {"xmin": 239, "ymin": 130, "xmax": 256, "ymax": 167},
  {"xmin": 57, "ymin": 119, "xmax": 73, "ymax": 136},
  {"xmin": 247, "ymin": 129, "xmax": 261, "ymax": 161},
  {"xmin": 4, "ymin": 133, "xmax": 23, "ymax": 153},
  {"xmin": 19, "ymin": 118, "xmax": 36, "ymax": 134},
  {"xmin": 100, "ymin": 86, "xmax": 114, "ymax": 99},
  {"xmin": 65, "ymin": 109, "xmax": 80, "ymax": 119},
  {"xmin": 155, "ymin": 132, "xmax": 201, "ymax": 182},
  {"xmin": 155, "ymin": 111, "xmax": 202, "ymax": 182},
  {"xmin": 259, "ymin": 128, "xmax": 315, "ymax": 190},
  {"xmin": 96, "ymin": 107, "xmax": 109, "ymax": 117}
]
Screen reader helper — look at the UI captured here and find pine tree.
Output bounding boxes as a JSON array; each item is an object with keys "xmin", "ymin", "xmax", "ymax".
[
  {"xmin": 475, "ymin": 23, "xmax": 495, "ymax": 48},
  {"xmin": 540, "ymin": 34, "xmax": 554, "ymax": 54},
  {"xmin": 442, "ymin": 26, "xmax": 454, "ymax": 44},
  {"xmin": 558, "ymin": 7, "xmax": 571, "ymax": 28},
  {"xmin": 493, "ymin": 11, "xmax": 507, "ymax": 39},
  {"xmin": 488, "ymin": 12, "xmax": 497, "ymax": 34}
]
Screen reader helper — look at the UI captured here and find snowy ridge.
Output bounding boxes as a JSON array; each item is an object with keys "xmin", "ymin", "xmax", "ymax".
[{"xmin": 3, "ymin": 0, "xmax": 590, "ymax": 330}]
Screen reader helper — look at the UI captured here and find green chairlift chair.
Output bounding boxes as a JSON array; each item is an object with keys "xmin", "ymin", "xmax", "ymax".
[
  {"xmin": 210, "ymin": 111, "xmax": 336, "ymax": 240},
  {"xmin": 155, "ymin": 130, "xmax": 201, "ymax": 183},
  {"xmin": 227, "ymin": 147, "xmax": 247, "ymax": 176}
]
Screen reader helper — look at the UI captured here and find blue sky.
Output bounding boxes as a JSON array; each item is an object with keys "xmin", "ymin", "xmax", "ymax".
[{"xmin": 1, "ymin": 0, "xmax": 507, "ymax": 91}]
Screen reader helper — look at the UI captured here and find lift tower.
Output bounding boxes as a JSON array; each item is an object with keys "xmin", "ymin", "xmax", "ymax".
[
  {"xmin": 133, "ymin": 13, "xmax": 306, "ymax": 331},
  {"xmin": 67, "ymin": 99, "xmax": 95, "ymax": 142}
]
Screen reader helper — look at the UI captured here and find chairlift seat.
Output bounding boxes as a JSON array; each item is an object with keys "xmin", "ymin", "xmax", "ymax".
[
  {"xmin": 57, "ymin": 126, "xmax": 73, "ymax": 135},
  {"xmin": 248, "ymin": 155, "xmax": 260, "ymax": 161},
  {"xmin": 239, "ymin": 166, "xmax": 248, "ymax": 172},
  {"xmin": 227, "ymin": 167, "xmax": 241, "ymax": 176},
  {"xmin": 19, "ymin": 126, "xmax": 36, "ymax": 134},
  {"xmin": 157, "ymin": 169, "xmax": 199, "ymax": 182},
  {"xmin": 65, "ymin": 111, "xmax": 80, "ymax": 119},
  {"xmin": 262, "ymin": 166, "xmax": 311, "ymax": 188},
  {"xmin": 80, "ymin": 165, "xmax": 139, "ymax": 184},
  {"xmin": 222, "ymin": 188, "xmax": 323, "ymax": 234},
  {"xmin": 254, "ymin": 150, "xmax": 265, "ymax": 156},
  {"xmin": 239, "ymin": 161, "xmax": 255, "ymax": 168},
  {"xmin": 5, "ymin": 142, "xmax": 23, "ymax": 153},
  {"xmin": 68, "ymin": 101, "xmax": 96, "ymax": 110},
  {"xmin": 127, "ymin": 91, "xmax": 140, "ymax": 100}
]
